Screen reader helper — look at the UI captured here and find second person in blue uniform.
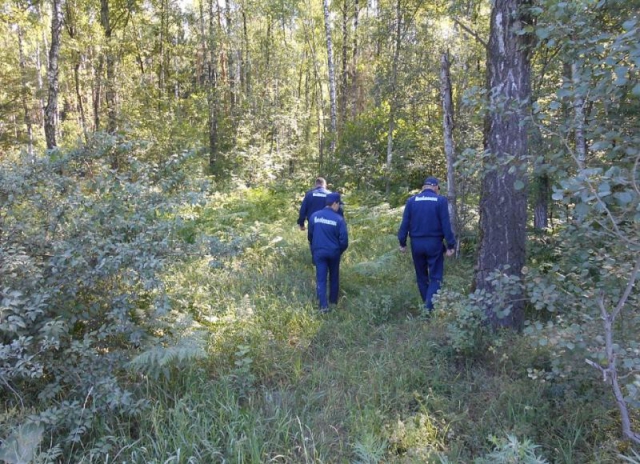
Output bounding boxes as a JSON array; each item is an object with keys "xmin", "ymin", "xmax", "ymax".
[
  {"xmin": 309, "ymin": 192, "xmax": 349, "ymax": 312},
  {"xmin": 398, "ymin": 177, "xmax": 456, "ymax": 312},
  {"xmin": 298, "ymin": 177, "xmax": 332, "ymax": 231}
]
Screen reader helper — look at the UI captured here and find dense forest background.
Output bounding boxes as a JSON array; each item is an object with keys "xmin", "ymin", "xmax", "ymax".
[{"xmin": 1, "ymin": 0, "xmax": 639, "ymax": 461}]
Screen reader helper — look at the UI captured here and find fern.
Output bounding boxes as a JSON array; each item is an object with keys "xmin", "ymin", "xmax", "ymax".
[{"xmin": 128, "ymin": 333, "xmax": 207, "ymax": 379}]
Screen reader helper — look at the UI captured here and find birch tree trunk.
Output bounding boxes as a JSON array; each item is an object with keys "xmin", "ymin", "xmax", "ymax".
[
  {"xmin": 44, "ymin": 0, "xmax": 64, "ymax": 150},
  {"xmin": 474, "ymin": 0, "xmax": 532, "ymax": 330},
  {"xmin": 322, "ymin": 0, "xmax": 337, "ymax": 155},
  {"xmin": 440, "ymin": 51, "xmax": 459, "ymax": 247}
]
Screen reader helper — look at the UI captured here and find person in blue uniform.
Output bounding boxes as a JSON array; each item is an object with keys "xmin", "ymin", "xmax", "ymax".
[
  {"xmin": 398, "ymin": 177, "xmax": 456, "ymax": 312},
  {"xmin": 298, "ymin": 177, "xmax": 344, "ymax": 264},
  {"xmin": 309, "ymin": 192, "xmax": 349, "ymax": 312},
  {"xmin": 298, "ymin": 177, "xmax": 332, "ymax": 231}
]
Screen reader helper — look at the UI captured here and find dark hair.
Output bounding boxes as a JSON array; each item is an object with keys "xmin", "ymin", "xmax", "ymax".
[{"xmin": 315, "ymin": 177, "xmax": 327, "ymax": 187}]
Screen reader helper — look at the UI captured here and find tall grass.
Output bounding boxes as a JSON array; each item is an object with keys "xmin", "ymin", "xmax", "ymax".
[{"xmin": 75, "ymin": 186, "xmax": 627, "ymax": 463}]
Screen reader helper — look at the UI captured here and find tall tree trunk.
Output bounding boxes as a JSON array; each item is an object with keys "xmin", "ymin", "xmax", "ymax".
[
  {"xmin": 65, "ymin": 3, "xmax": 89, "ymax": 144},
  {"xmin": 241, "ymin": 6, "xmax": 251, "ymax": 98},
  {"xmin": 225, "ymin": 0, "xmax": 237, "ymax": 113},
  {"xmin": 18, "ymin": 26, "xmax": 34, "ymax": 156},
  {"xmin": 322, "ymin": 0, "xmax": 337, "ymax": 155},
  {"xmin": 207, "ymin": 0, "xmax": 220, "ymax": 173},
  {"xmin": 44, "ymin": 0, "xmax": 64, "ymax": 150},
  {"xmin": 350, "ymin": 0, "xmax": 359, "ymax": 119},
  {"xmin": 100, "ymin": 0, "xmax": 117, "ymax": 137},
  {"xmin": 474, "ymin": 0, "xmax": 532, "ymax": 330},
  {"xmin": 339, "ymin": 0, "xmax": 349, "ymax": 128},
  {"xmin": 93, "ymin": 53, "xmax": 103, "ymax": 131},
  {"xmin": 440, "ymin": 50, "xmax": 459, "ymax": 246},
  {"xmin": 74, "ymin": 61, "xmax": 88, "ymax": 143},
  {"xmin": 385, "ymin": 0, "xmax": 402, "ymax": 196},
  {"xmin": 303, "ymin": 20, "xmax": 326, "ymax": 170},
  {"xmin": 159, "ymin": 0, "xmax": 167, "ymax": 93},
  {"xmin": 35, "ymin": 3, "xmax": 47, "ymax": 128}
]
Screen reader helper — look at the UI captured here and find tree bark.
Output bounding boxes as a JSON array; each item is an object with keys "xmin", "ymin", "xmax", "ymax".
[
  {"xmin": 44, "ymin": 0, "xmax": 64, "ymax": 150},
  {"xmin": 440, "ymin": 50, "xmax": 459, "ymax": 246},
  {"xmin": 322, "ymin": 0, "xmax": 337, "ymax": 155},
  {"xmin": 474, "ymin": 0, "xmax": 532, "ymax": 330}
]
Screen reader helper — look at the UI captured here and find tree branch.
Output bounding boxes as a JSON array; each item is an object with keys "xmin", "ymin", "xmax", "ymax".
[{"xmin": 452, "ymin": 17, "xmax": 487, "ymax": 48}]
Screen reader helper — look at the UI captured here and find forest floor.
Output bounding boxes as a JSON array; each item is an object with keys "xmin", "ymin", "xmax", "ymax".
[{"xmin": 105, "ymin": 186, "xmax": 627, "ymax": 463}]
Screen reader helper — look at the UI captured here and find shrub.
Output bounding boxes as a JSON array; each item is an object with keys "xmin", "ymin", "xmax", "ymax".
[{"xmin": 0, "ymin": 140, "xmax": 211, "ymax": 456}]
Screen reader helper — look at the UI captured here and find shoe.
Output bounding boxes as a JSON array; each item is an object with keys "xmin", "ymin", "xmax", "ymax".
[{"xmin": 319, "ymin": 307, "xmax": 331, "ymax": 314}]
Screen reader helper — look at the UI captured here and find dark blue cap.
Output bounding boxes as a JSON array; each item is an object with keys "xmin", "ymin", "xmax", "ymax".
[
  {"xmin": 424, "ymin": 177, "xmax": 439, "ymax": 186},
  {"xmin": 326, "ymin": 192, "xmax": 341, "ymax": 205}
]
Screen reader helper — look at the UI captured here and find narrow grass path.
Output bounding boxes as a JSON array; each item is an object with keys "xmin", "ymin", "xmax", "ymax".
[{"xmin": 127, "ymin": 187, "xmax": 622, "ymax": 463}]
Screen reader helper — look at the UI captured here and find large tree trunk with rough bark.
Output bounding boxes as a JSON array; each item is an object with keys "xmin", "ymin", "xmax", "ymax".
[
  {"xmin": 44, "ymin": 0, "xmax": 64, "ymax": 149},
  {"xmin": 474, "ymin": 0, "xmax": 532, "ymax": 330}
]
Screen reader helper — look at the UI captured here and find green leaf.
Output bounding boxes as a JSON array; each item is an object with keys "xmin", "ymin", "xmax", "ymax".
[
  {"xmin": 552, "ymin": 192, "xmax": 564, "ymax": 201},
  {"xmin": 614, "ymin": 191, "xmax": 634, "ymax": 204},
  {"xmin": 535, "ymin": 27, "xmax": 550, "ymax": 40},
  {"xmin": 633, "ymin": 84, "xmax": 640, "ymax": 96},
  {"xmin": 622, "ymin": 20, "xmax": 637, "ymax": 31},
  {"xmin": 514, "ymin": 180, "xmax": 525, "ymax": 191}
]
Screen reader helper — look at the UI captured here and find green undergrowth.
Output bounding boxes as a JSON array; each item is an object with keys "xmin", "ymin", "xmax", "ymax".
[{"xmin": 77, "ymin": 187, "xmax": 626, "ymax": 463}]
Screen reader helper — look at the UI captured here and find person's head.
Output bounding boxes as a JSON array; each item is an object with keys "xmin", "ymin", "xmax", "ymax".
[
  {"xmin": 423, "ymin": 176, "xmax": 440, "ymax": 193},
  {"xmin": 315, "ymin": 177, "xmax": 327, "ymax": 188},
  {"xmin": 326, "ymin": 192, "xmax": 341, "ymax": 211}
]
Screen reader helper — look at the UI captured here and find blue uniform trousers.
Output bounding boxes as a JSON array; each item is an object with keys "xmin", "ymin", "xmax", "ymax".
[
  {"xmin": 313, "ymin": 250, "xmax": 341, "ymax": 309},
  {"xmin": 410, "ymin": 237, "xmax": 445, "ymax": 310}
]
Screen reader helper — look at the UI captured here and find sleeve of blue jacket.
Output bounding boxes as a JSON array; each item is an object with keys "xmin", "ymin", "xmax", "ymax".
[
  {"xmin": 439, "ymin": 197, "xmax": 456, "ymax": 250},
  {"xmin": 339, "ymin": 219, "xmax": 349, "ymax": 253},
  {"xmin": 308, "ymin": 212, "xmax": 315, "ymax": 243},
  {"xmin": 297, "ymin": 192, "xmax": 310, "ymax": 227},
  {"xmin": 397, "ymin": 197, "xmax": 412, "ymax": 248}
]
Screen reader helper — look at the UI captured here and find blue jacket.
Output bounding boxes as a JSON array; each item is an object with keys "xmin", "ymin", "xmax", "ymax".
[
  {"xmin": 298, "ymin": 187, "xmax": 331, "ymax": 227},
  {"xmin": 309, "ymin": 207, "xmax": 349, "ymax": 255},
  {"xmin": 398, "ymin": 190, "xmax": 456, "ymax": 249}
]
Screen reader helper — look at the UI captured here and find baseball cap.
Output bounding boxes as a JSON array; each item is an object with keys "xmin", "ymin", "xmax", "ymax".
[
  {"xmin": 326, "ymin": 192, "xmax": 341, "ymax": 205},
  {"xmin": 424, "ymin": 176, "xmax": 439, "ymax": 186}
]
